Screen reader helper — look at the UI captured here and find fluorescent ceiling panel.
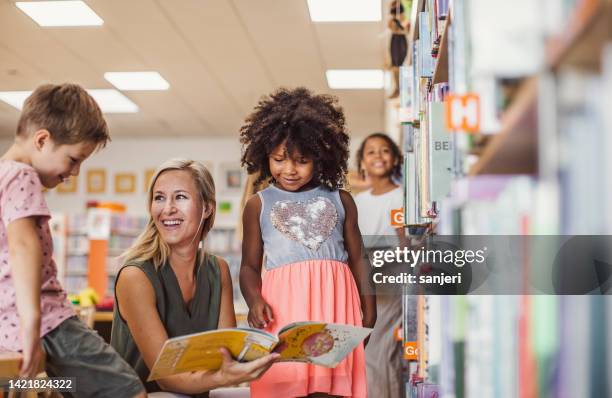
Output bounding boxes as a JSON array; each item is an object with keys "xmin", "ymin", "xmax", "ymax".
[
  {"xmin": 307, "ymin": 0, "xmax": 381, "ymax": 22},
  {"xmin": 104, "ymin": 72, "xmax": 170, "ymax": 91},
  {"xmin": 0, "ymin": 89, "xmax": 138, "ymax": 113},
  {"xmin": 15, "ymin": 1, "xmax": 103, "ymax": 27},
  {"xmin": 87, "ymin": 89, "xmax": 139, "ymax": 113},
  {"xmin": 326, "ymin": 69, "xmax": 384, "ymax": 89}
]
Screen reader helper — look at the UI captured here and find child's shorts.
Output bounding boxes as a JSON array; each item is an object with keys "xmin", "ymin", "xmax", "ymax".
[{"xmin": 42, "ymin": 316, "xmax": 144, "ymax": 398}]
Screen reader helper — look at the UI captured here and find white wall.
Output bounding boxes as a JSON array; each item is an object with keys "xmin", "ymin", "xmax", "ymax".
[
  {"xmin": 1, "ymin": 135, "xmax": 368, "ymax": 223},
  {"xmin": 0, "ymin": 138, "xmax": 11, "ymax": 153},
  {"xmin": 40, "ymin": 138, "xmax": 245, "ymax": 225}
]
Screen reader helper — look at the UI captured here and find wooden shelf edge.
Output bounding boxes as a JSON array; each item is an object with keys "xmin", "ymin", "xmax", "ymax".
[
  {"xmin": 468, "ymin": 78, "xmax": 539, "ymax": 176},
  {"xmin": 409, "ymin": 0, "xmax": 425, "ymax": 42},
  {"xmin": 432, "ymin": 16, "xmax": 451, "ymax": 84},
  {"xmin": 546, "ymin": 0, "xmax": 608, "ymax": 69},
  {"xmin": 93, "ymin": 311, "xmax": 114, "ymax": 322}
]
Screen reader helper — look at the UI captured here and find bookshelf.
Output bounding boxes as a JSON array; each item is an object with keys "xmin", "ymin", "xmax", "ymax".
[
  {"xmin": 468, "ymin": 77, "xmax": 538, "ymax": 176},
  {"xmin": 432, "ymin": 15, "xmax": 450, "ymax": 85},
  {"xmin": 547, "ymin": 0, "xmax": 612, "ymax": 70},
  {"xmin": 408, "ymin": 0, "xmax": 426, "ymax": 42},
  {"xmin": 205, "ymin": 226, "xmax": 247, "ymax": 316},
  {"xmin": 394, "ymin": 0, "xmax": 612, "ymax": 396},
  {"xmin": 64, "ymin": 213, "xmax": 89, "ymax": 295},
  {"xmin": 56, "ymin": 211, "xmax": 147, "ymax": 296}
]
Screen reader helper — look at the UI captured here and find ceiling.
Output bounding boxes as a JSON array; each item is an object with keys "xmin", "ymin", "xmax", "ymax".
[{"xmin": 0, "ymin": 0, "xmax": 387, "ymax": 138}]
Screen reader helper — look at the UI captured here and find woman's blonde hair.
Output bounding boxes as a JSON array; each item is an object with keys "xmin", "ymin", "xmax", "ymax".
[{"xmin": 122, "ymin": 158, "xmax": 216, "ymax": 268}]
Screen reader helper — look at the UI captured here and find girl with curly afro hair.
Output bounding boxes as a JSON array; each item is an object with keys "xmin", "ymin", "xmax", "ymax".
[
  {"xmin": 240, "ymin": 87, "xmax": 350, "ymax": 190},
  {"xmin": 239, "ymin": 87, "xmax": 375, "ymax": 398}
]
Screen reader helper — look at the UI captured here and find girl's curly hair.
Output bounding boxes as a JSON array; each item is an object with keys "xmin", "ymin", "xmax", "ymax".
[
  {"xmin": 356, "ymin": 132, "xmax": 403, "ymax": 180},
  {"xmin": 240, "ymin": 87, "xmax": 350, "ymax": 190}
]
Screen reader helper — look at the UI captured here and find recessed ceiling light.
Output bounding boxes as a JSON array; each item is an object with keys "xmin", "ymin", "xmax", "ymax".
[
  {"xmin": 307, "ymin": 0, "xmax": 381, "ymax": 22},
  {"xmin": 87, "ymin": 89, "xmax": 139, "ymax": 113},
  {"xmin": 104, "ymin": 72, "xmax": 170, "ymax": 91},
  {"xmin": 0, "ymin": 91, "xmax": 33, "ymax": 110},
  {"xmin": 326, "ymin": 69, "xmax": 384, "ymax": 89},
  {"xmin": 0, "ymin": 89, "xmax": 138, "ymax": 113},
  {"xmin": 15, "ymin": 1, "xmax": 103, "ymax": 27}
]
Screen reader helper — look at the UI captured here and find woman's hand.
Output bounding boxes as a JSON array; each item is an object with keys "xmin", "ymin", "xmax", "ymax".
[
  {"xmin": 248, "ymin": 297, "xmax": 274, "ymax": 329},
  {"xmin": 215, "ymin": 348, "xmax": 279, "ymax": 386}
]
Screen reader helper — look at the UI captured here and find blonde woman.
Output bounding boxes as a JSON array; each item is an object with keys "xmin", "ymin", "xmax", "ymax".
[{"xmin": 111, "ymin": 159, "xmax": 277, "ymax": 398}]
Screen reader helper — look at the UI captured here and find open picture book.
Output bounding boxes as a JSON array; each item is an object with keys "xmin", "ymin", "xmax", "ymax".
[{"xmin": 148, "ymin": 321, "xmax": 372, "ymax": 381}]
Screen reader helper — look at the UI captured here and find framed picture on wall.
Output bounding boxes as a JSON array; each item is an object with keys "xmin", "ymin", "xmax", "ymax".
[
  {"xmin": 115, "ymin": 173, "xmax": 136, "ymax": 194},
  {"xmin": 215, "ymin": 196, "xmax": 240, "ymax": 228},
  {"xmin": 217, "ymin": 162, "xmax": 244, "ymax": 193},
  {"xmin": 87, "ymin": 169, "xmax": 106, "ymax": 194},
  {"xmin": 57, "ymin": 176, "xmax": 77, "ymax": 193}
]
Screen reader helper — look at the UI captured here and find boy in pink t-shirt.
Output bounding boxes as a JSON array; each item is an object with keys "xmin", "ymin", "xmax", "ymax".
[
  {"xmin": 0, "ymin": 160, "xmax": 75, "ymax": 350},
  {"xmin": 0, "ymin": 84, "xmax": 144, "ymax": 397}
]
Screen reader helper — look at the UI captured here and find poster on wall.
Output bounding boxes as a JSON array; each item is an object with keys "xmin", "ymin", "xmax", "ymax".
[
  {"xmin": 217, "ymin": 162, "xmax": 244, "ymax": 194},
  {"xmin": 87, "ymin": 208, "xmax": 111, "ymax": 240},
  {"xmin": 144, "ymin": 168, "xmax": 156, "ymax": 192},
  {"xmin": 215, "ymin": 196, "xmax": 240, "ymax": 228},
  {"xmin": 115, "ymin": 173, "xmax": 136, "ymax": 194},
  {"xmin": 87, "ymin": 169, "xmax": 106, "ymax": 194},
  {"xmin": 57, "ymin": 176, "xmax": 78, "ymax": 193}
]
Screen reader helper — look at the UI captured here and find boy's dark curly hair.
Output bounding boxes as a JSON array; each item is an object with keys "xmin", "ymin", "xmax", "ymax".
[
  {"xmin": 240, "ymin": 87, "xmax": 350, "ymax": 190},
  {"xmin": 356, "ymin": 132, "xmax": 403, "ymax": 180}
]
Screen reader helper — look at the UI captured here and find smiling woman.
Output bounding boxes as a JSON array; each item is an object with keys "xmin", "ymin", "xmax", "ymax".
[{"xmin": 110, "ymin": 158, "xmax": 277, "ymax": 397}]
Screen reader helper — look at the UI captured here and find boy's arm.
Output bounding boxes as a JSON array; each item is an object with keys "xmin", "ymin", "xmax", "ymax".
[
  {"xmin": 339, "ymin": 190, "xmax": 377, "ymax": 329},
  {"xmin": 239, "ymin": 195, "xmax": 273, "ymax": 328},
  {"xmin": 7, "ymin": 217, "xmax": 45, "ymax": 376}
]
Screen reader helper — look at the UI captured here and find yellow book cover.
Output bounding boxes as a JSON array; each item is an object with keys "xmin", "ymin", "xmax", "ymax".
[{"xmin": 148, "ymin": 322, "xmax": 372, "ymax": 381}]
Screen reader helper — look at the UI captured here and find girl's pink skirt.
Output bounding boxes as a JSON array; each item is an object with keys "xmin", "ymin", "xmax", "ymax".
[{"xmin": 250, "ymin": 260, "xmax": 367, "ymax": 398}]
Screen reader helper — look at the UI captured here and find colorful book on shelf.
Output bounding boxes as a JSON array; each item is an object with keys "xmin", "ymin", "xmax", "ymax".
[
  {"xmin": 419, "ymin": 12, "xmax": 434, "ymax": 77},
  {"xmin": 147, "ymin": 322, "xmax": 372, "ymax": 381}
]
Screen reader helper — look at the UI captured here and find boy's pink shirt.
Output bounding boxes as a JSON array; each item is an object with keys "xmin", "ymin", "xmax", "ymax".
[{"xmin": 0, "ymin": 160, "xmax": 74, "ymax": 351}]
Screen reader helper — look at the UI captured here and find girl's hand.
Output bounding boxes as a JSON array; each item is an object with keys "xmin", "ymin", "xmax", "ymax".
[
  {"xmin": 248, "ymin": 297, "xmax": 274, "ymax": 329},
  {"xmin": 362, "ymin": 313, "xmax": 376, "ymax": 347},
  {"xmin": 362, "ymin": 312, "xmax": 377, "ymax": 329},
  {"xmin": 216, "ymin": 347, "xmax": 279, "ymax": 386}
]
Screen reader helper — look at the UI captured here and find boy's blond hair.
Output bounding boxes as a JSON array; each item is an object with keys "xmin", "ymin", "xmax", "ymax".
[{"xmin": 17, "ymin": 83, "xmax": 110, "ymax": 148}]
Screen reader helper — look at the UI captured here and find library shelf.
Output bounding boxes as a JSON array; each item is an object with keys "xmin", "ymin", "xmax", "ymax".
[
  {"xmin": 547, "ymin": 0, "xmax": 612, "ymax": 70},
  {"xmin": 408, "ymin": 0, "xmax": 426, "ymax": 42},
  {"xmin": 432, "ymin": 16, "xmax": 450, "ymax": 84},
  {"xmin": 93, "ymin": 311, "xmax": 113, "ymax": 322},
  {"xmin": 107, "ymin": 248, "xmax": 126, "ymax": 257},
  {"xmin": 468, "ymin": 77, "xmax": 538, "ymax": 176}
]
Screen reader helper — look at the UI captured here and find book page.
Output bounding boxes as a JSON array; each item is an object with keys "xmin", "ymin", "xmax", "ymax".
[{"xmin": 274, "ymin": 322, "xmax": 372, "ymax": 368}]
